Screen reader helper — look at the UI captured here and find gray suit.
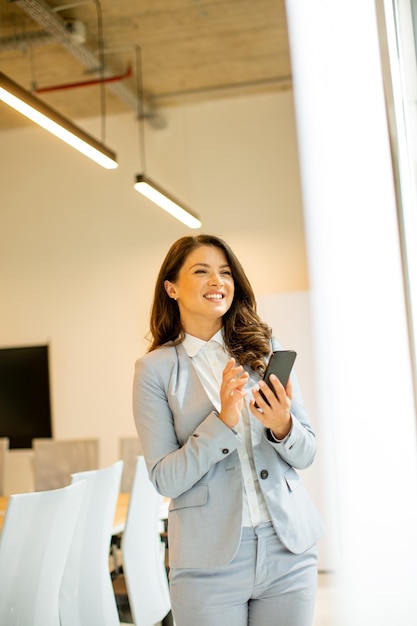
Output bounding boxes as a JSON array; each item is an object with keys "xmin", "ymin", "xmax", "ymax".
[{"xmin": 133, "ymin": 338, "xmax": 324, "ymax": 570}]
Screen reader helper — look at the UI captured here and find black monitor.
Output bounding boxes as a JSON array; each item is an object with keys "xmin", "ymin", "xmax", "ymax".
[{"xmin": 0, "ymin": 345, "xmax": 53, "ymax": 449}]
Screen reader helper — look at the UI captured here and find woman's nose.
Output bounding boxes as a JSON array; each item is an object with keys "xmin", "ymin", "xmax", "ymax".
[{"xmin": 208, "ymin": 273, "xmax": 222, "ymax": 286}]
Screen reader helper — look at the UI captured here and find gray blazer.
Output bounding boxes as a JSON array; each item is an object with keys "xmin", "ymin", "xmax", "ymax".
[{"xmin": 133, "ymin": 338, "xmax": 324, "ymax": 569}]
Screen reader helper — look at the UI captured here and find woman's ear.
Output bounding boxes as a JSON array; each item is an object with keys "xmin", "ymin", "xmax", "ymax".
[{"xmin": 164, "ymin": 280, "xmax": 177, "ymax": 300}]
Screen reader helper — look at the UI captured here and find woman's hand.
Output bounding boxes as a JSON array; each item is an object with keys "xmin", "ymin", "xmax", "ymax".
[
  {"xmin": 218, "ymin": 358, "xmax": 249, "ymax": 429},
  {"xmin": 249, "ymin": 374, "xmax": 292, "ymax": 439}
]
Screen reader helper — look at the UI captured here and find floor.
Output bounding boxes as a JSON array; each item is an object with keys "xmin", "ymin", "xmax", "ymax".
[{"xmin": 313, "ymin": 571, "xmax": 340, "ymax": 625}]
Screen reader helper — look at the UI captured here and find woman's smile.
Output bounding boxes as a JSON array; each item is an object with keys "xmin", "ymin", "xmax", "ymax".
[{"xmin": 203, "ymin": 291, "xmax": 225, "ymax": 301}]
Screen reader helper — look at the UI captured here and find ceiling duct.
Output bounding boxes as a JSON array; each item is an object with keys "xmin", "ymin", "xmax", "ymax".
[
  {"xmin": 12, "ymin": 0, "xmax": 164, "ymax": 127},
  {"xmin": 0, "ymin": 18, "xmax": 85, "ymax": 51},
  {"xmin": 0, "ymin": 29, "xmax": 53, "ymax": 51}
]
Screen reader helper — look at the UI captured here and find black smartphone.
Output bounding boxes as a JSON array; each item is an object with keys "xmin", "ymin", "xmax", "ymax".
[{"xmin": 258, "ymin": 350, "xmax": 297, "ymax": 405}]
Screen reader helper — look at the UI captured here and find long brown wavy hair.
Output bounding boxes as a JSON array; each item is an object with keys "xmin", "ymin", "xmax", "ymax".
[{"xmin": 147, "ymin": 235, "xmax": 272, "ymax": 373}]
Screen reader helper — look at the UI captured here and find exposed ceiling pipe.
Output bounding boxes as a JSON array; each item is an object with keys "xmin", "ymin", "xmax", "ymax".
[
  {"xmin": 35, "ymin": 64, "xmax": 132, "ymax": 93},
  {"xmin": 0, "ymin": 29, "xmax": 53, "ymax": 51},
  {"xmin": 12, "ymin": 0, "xmax": 164, "ymax": 128}
]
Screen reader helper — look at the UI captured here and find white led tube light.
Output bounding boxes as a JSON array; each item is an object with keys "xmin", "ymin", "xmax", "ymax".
[
  {"xmin": 0, "ymin": 72, "xmax": 118, "ymax": 170},
  {"xmin": 134, "ymin": 174, "xmax": 202, "ymax": 229}
]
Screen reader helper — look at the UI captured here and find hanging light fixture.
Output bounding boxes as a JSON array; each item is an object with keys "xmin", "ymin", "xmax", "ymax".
[
  {"xmin": 132, "ymin": 48, "xmax": 201, "ymax": 229},
  {"xmin": 134, "ymin": 175, "xmax": 201, "ymax": 229},
  {"xmin": 0, "ymin": 72, "xmax": 118, "ymax": 170}
]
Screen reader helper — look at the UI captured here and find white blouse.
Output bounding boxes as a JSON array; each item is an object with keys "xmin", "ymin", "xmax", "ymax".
[{"xmin": 183, "ymin": 329, "xmax": 271, "ymax": 528}]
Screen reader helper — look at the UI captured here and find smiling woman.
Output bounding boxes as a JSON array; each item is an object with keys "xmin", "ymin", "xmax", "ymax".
[
  {"xmin": 146, "ymin": 235, "xmax": 272, "ymax": 369},
  {"xmin": 132, "ymin": 234, "xmax": 324, "ymax": 626},
  {"xmin": 163, "ymin": 245, "xmax": 235, "ymax": 340}
]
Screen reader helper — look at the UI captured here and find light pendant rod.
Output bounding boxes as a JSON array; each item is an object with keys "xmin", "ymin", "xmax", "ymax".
[
  {"xmin": 0, "ymin": 72, "xmax": 118, "ymax": 169},
  {"xmin": 134, "ymin": 175, "xmax": 202, "ymax": 229}
]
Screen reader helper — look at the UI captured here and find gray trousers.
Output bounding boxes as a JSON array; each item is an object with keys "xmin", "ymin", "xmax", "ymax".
[{"xmin": 169, "ymin": 523, "xmax": 318, "ymax": 626}]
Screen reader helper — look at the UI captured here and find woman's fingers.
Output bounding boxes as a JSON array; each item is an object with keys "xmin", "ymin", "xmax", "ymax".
[
  {"xmin": 218, "ymin": 359, "xmax": 249, "ymax": 428},
  {"xmin": 224, "ymin": 358, "xmax": 248, "ymax": 391}
]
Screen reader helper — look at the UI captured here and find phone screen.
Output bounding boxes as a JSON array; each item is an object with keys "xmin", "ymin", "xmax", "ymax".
[
  {"xmin": 258, "ymin": 350, "xmax": 297, "ymax": 405},
  {"xmin": 264, "ymin": 350, "xmax": 297, "ymax": 389}
]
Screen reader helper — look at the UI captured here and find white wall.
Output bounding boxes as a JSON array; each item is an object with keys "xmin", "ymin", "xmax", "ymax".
[
  {"xmin": 286, "ymin": 0, "xmax": 417, "ymax": 623},
  {"xmin": 258, "ymin": 291, "xmax": 339, "ymax": 572},
  {"xmin": 0, "ymin": 90, "xmax": 308, "ymax": 472}
]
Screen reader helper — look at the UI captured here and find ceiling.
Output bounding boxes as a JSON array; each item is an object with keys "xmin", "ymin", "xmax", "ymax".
[{"xmin": 0, "ymin": 0, "xmax": 292, "ymax": 131}]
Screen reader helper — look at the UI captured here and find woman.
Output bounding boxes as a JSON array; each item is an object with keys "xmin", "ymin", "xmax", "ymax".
[{"xmin": 133, "ymin": 234, "xmax": 324, "ymax": 626}]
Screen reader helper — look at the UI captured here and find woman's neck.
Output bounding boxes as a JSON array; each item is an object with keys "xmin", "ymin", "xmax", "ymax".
[{"xmin": 182, "ymin": 320, "xmax": 222, "ymax": 342}]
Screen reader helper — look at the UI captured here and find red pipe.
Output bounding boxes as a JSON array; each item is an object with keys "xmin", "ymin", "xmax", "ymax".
[{"xmin": 34, "ymin": 65, "xmax": 132, "ymax": 93}]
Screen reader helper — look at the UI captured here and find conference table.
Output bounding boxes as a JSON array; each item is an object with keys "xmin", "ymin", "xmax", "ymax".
[
  {"xmin": 0, "ymin": 495, "xmax": 6, "ymax": 533},
  {"xmin": 0, "ymin": 492, "xmax": 169, "ymax": 535},
  {"xmin": 0, "ymin": 492, "xmax": 140, "ymax": 535}
]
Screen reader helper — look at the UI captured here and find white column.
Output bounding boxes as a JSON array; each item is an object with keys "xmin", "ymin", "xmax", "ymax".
[{"xmin": 285, "ymin": 1, "xmax": 417, "ymax": 624}]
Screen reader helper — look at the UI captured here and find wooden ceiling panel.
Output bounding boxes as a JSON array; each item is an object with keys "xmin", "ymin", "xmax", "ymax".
[{"xmin": 0, "ymin": 0, "xmax": 291, "ymax": 129}]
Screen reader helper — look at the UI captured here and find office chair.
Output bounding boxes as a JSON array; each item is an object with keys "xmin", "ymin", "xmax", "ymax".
[
  {"xmin": 33, "ymin": 438, "xmax": 99, "ymax": 491},
  {"xmin": 59, "ymin": 460, "xmax": 123, "ymax": 626},
  {"xmin": 0, "ymin": 481, "xmax": 85, "ymax": 625},
  {"xmin": 114, "ymin": 455, "xmax": 171, "ymax": 626},
  {"xmin": 119, "ymin": 436, "xmax": 143, "ymax": 493}
]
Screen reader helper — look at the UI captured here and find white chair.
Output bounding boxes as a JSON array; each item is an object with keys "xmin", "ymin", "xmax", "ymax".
[
  {"xmin": 33, "ymin": 438, "xmax": 99, "ymax": 491},
  {"xmin": 0, "ymin": 481, "xmax": 86, "ymax": 626},
  {"xmin": 0, "ymin": 437, "xmax": 9, "ymax": 496},
  {"xmin": 119, "ymin": 436, "xmax": 143, "ymax": 492},
  {"xmin": 119, "ymin": 455, "xmax": 171, "ymax": 626},
  {"xmin": 59, "ymin": 460, "xmax": 123, "ymax": 626},
  {"xmin": 111, "ymin": 437, "xmax": 143, "ymax": 588}
]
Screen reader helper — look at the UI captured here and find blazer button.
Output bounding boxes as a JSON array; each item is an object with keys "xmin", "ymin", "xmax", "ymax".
[
  {"xmin": 260, "ymin": 469, "xmax": 269, "ymax": 480},
  {"xmin": 222, "ymin": 448, "xmax": 229, "ymax": 455}
]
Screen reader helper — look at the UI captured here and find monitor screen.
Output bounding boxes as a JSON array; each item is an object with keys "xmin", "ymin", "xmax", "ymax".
[{"xmin": 0, "ymin": 345, "xmax": 53, "ymax": 449}]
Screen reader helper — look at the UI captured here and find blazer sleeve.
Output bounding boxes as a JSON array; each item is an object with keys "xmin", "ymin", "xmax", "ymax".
[
  {"xmin": 264, "ymin": 338, "xmax": 318, "ymax": 469},
  {"xmin": 133, "ymin": 350, "xmax": 239, "ymax": 499}
]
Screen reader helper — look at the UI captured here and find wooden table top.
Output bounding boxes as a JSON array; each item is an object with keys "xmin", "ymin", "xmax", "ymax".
[
  {"xmin": 0, "ymin": 495, "xmax": 7, "ymax": 533},
  {"xmin": 0, "ymin": 492, "xmax": 131, "ymax": 535},
  {"xmin": 112, "ymin": 491, "xmax": 130, "ymax": 535},
  {"xmin": 0, "ymin": 491, "xmax": 168, "ymax": 535}
]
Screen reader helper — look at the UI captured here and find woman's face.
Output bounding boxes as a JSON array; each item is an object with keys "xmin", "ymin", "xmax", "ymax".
[{"xmin": 164, "ymin": 245, "xmax": 235, "ymax": 338}]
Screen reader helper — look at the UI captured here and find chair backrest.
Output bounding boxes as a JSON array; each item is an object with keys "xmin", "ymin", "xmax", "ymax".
[
  {"xmin": 0, "ymin": 438, "xmax": 9, "ymax": 496},
  {"xmin": 119, "ymin": 436, "xmax": 143, "ymax": 492},
  {"xmin": 0, "ymin": 481, "xmax": 85, "ymax": 626},
  {"xmin": 122, "ymin": 455, "xmax": 171, "ymax": 626},
  {"xmin": 59, "ymin": 460, "xmax": 123, "ymax": 626},
  {"xmin": 33, "ymin": 438, "xmax": 99, "ymax": 491}
]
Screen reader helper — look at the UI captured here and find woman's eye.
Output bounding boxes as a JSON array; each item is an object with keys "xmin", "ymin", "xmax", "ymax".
[
  {"xmin": 221, "ymin": 270, "xmax": 232, "ymax": 276},
  {"xmin": 194, "ymin": 269, "xmax": 207, "ymax": 274}
]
